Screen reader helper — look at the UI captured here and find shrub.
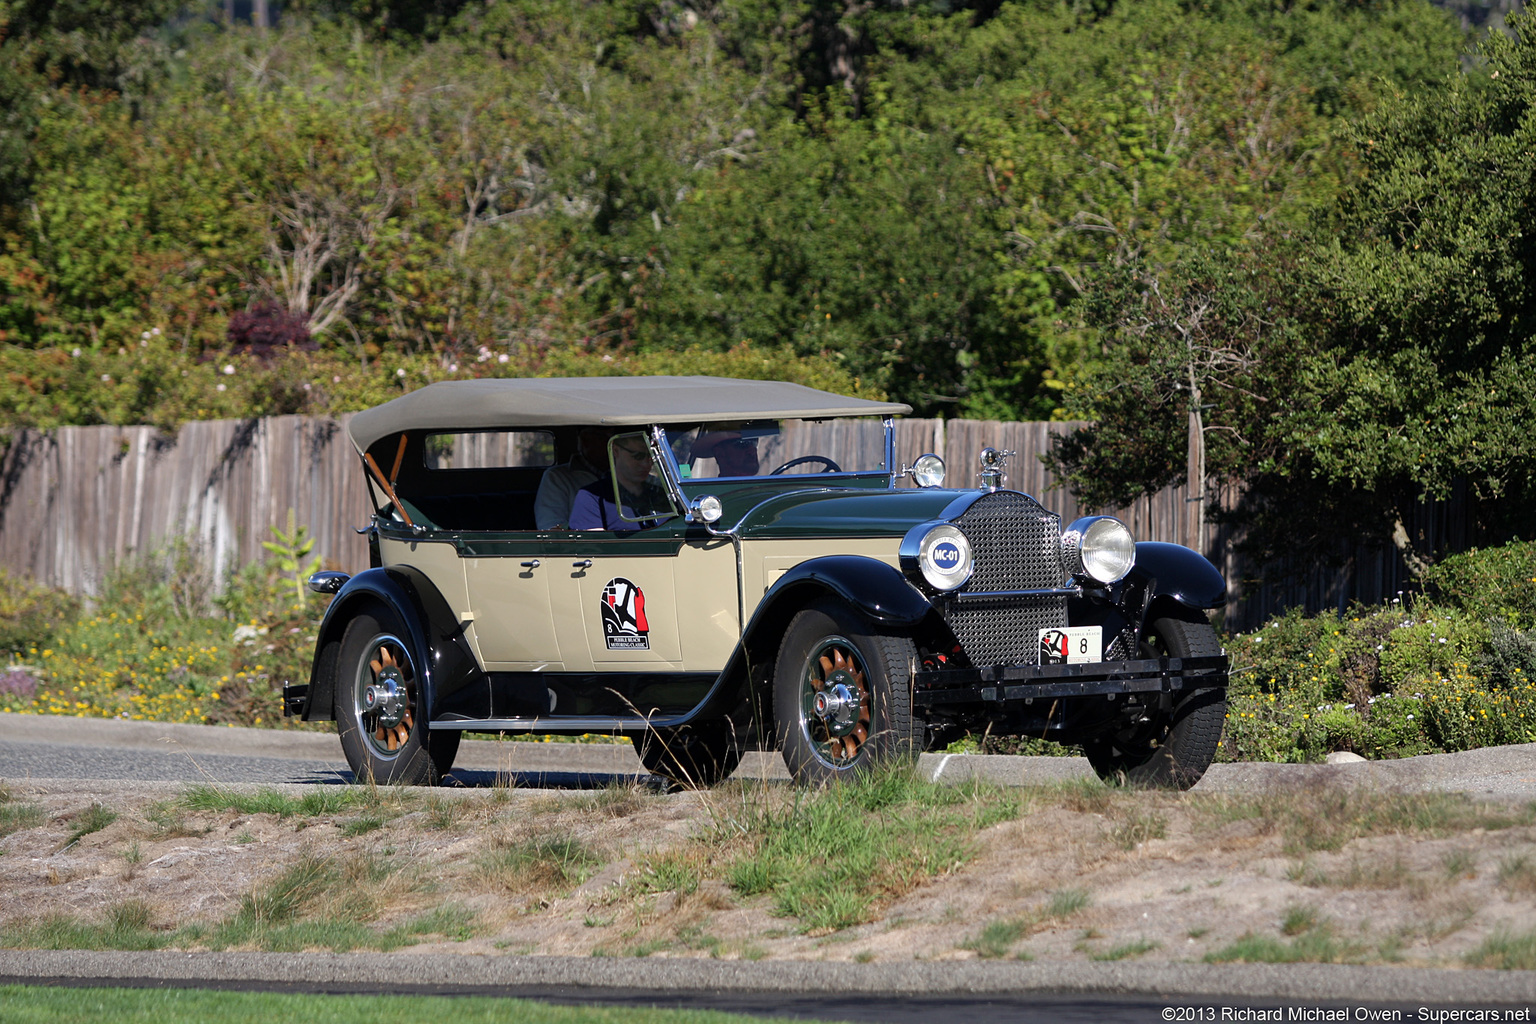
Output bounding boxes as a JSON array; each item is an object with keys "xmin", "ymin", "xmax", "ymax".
[
  {"xmin": 1422, "ymin": 540, "xmax": 1536, "ymax": 629},
  {"xmin": 0, "ymin": 569, "xmax": 79, "ymax": 656}
]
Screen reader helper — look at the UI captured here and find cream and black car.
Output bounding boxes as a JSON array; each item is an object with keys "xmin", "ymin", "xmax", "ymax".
[{"xmin": 284, "ymin": 376, "xmax": 1229, "ymax": 788}]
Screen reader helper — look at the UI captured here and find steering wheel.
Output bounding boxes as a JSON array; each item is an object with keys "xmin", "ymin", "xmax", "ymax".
[{"xmin": 770, "ymin": 455, "xmax": 841, "ymax": 475}]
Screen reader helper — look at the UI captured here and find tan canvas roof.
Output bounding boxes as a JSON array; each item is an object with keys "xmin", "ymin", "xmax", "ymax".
[{"xmin": 347, "ymin": 376, "xmax": 911, "ymax": 452}]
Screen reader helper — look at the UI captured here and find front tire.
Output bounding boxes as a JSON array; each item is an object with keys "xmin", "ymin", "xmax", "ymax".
[
  {"xmin": 333, "ymin": 602, "xmax": 460, "ymax": 785},
  {"xmin": 1083, "ymin": 610, "xmax": 1226, "ymax": 789},
  {"xmin": 773, "ymin": 600, "xmax": 919, "ymax": 785},
  {"xmin": 632, "ymin": 721, "xmax": 741, "ymax": 789}
]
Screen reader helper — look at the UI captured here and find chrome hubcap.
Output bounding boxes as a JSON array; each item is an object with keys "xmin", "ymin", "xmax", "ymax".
[
  {"xmin": 354, "ymin": 634, "xmax": 415, "ymax": 758},
  {"xmin": 800, "ymin": 637, "xmax": 873, "ymax": 768}
]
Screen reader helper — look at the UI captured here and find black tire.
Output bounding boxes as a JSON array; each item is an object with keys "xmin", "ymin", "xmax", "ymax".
[
  {"xmin": 772, "ymin": 600, "xmax": 919, "ymax": 785},
  {"xmin": 333, "ymin": 602, "xmax": 460, "ymax": 785},
  {"xmin": 632, "ymin": 721, "xmax": 741, "ymax": 789},
  {"xmin": 1083, "ymin": 611, "xmax": 1226, "ymax": 790}
]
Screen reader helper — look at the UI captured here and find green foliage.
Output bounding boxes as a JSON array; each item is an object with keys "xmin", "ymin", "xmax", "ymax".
[
  {"xmin": 1422, "ymin": 540, "xmax": 1536, "ymax": 629},
  {"xmin": 0, "ymin": 568, "xmax": 78, "ymax": 656},
  {"xmin": 1222, "ymin": 544, "xmax": 1536, "ymax": 762},
  {"xmin": 722, "ymin": 771, "xmax": 1020, "ymax": 932},
  {"xmin": 262, "ymin": 509, "xmax": 321, "ymax": 605},
  {"xmin": 0, "ymin": 0, "xmax": 1472, "ymax": 427}
]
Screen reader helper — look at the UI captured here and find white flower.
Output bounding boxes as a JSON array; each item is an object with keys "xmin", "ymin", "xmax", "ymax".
[
  {"xmin": 217, "ymin": 383, "xmax": 226, "ymax": 391},
  {"xmin": 396, "ymin": 368, "xmax": 406, "ymax": 378},
  {"xmin": 448, "ymin": 363, "xmax": 458, "ymax": 372},
  {"xmin": 498, "ymin": 353, "xmax": 509, "ymax": 364},
  {"xmin": 100, "ymin": 374, "xmax": 111, "ymax": 382},
  {"xmin": 151, "ymin": 327, "xmax": 160, "ymax": 335},
  {"xmin": 71, "ymin": 348, "xmax": 81, "ymax": 357},
  {"xmin": 222, "ymin": 364, "xmax": 235, "ymax": 375},
  {"xmin": 302, "ymin": 382, "xmax": 311, "ymax": 391},
  {"xmin": 333, "ymin": 375, "xmax": 341, "ymax": 383},
  {"xmin": 141, "ymin": 331, "xmax": 151, "ymax": 340}
]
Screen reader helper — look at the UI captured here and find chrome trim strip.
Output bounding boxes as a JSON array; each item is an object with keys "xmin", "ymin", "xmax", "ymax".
[
  {"xmin": 951, "ymin": 586, "xmax": 1082, "ymax": 603},
  {"xmin": 430, "ymin": 716, "xmax": 663, "ymax": 731}
]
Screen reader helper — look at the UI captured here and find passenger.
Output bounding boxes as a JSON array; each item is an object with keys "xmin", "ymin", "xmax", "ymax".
[
  {"xmin": 569, "ymin": 436, "xmax": 670, "ymax": 532},
  {"xmin": 693, "ymin": 431, "xmax": 760, "ymax": 478},
  {"xmin": 534, "ymin": 427, "xmax": 613, "ymax": 530}
]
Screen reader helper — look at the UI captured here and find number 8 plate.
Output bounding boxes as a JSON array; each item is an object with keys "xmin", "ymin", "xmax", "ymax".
[{"xmin": 1038, "ymin": 626, "xmax": 1102, "ymax": 665}]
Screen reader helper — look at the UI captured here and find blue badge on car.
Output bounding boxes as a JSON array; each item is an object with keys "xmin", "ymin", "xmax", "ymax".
[{"xmin": 932, "ymin": 541, "xmax": 962, "ymax": 571}]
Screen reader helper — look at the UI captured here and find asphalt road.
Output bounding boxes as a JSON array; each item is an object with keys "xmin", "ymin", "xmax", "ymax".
[{"xmin": 3, "ymin": 712, "xmax": 1536, "ymax": 1021}]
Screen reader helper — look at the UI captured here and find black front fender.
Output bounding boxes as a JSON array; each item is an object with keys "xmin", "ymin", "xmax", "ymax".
[
  {"xmin": 680, "ymin": 555, "xmax": 937, "ymax": 735},
  {"xmin": 1129, "ymin": 542, "xmax": 1227, "ymax": 610},
  {"xmin": 302, "ymin": 566, "xmax": 481, "ymax": 722}
]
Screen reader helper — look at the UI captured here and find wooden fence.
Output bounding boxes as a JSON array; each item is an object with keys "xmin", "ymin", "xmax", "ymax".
[{"xmin": 0, "ymin": 414, "xmax": 1450, "ymax": 630}]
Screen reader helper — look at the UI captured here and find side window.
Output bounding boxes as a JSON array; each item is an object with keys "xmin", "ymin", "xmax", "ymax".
[
  {"xmin": 608, "ymin": 432, "xmax": 679, "ymax": 523},
  {"xmin": 423, "ymin": 430, "xmax": 556, "ymax": 470}
]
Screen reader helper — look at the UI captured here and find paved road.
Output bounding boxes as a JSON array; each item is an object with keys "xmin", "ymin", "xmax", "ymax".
[
  {"xmin": 4, "ymin": 712, "xmax": 1536, "ymax": 1021},
  {"xmin": 5, "ymin": 712, "xmax": 1536, "ymax": 797}
]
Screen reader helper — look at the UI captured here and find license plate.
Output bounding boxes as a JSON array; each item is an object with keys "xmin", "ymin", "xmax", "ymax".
[{"xmin": 1039, "ymin": 626, "xmax": 1102, "ymax": 665}]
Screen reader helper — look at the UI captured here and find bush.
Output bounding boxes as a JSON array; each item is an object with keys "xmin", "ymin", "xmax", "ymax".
[
  {"xmin": 1422, "ymin": 540, "xmax": 1536, "ymax": 629},
  {"xmin": 0, "ymin": 568, "xmax": 79, "ymax": 656},
  {"xmin": 1221, "ymin": 542, "xmax": 1536, "ymax": 762}
]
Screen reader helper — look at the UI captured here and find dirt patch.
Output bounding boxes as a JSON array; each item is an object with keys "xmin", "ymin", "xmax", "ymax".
[{"xmin": 1, "ymin": 777, "xmax": 1534, "ymax": 967}]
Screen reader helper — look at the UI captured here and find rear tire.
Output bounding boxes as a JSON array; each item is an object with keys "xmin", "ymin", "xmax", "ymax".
[
  {"xmin": 773, "ymin": 600, "xmax": 919, "ymax": 785},
  {"xmin": 333, "ymin": 602, "xmax": 460, "ymax": 785},
  {"xmin": 1083, "ymin": 611, "xmax": 1225, "ymax": 789},
  {"xmin": 632, "ymin": 722, "xmax": 741, "ymax": 789}
]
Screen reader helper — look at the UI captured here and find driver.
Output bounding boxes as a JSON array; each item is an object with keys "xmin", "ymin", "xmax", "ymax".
[
  {"xmin": 693, "ymin": 430, "xmax": 760, "ymax": 478},
  {"xmin": 569, "ymin": 436, "xmax": 669, "ymax": 532}
]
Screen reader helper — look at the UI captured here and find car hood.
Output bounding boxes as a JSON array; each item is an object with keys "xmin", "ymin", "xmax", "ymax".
[{"xmin": 712, "ymin": 485, "xmax": 975, "ymax": 539}]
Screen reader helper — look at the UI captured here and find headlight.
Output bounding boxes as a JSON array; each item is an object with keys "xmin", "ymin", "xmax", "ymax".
[
  {"xmin": 689, "ymin": 495, "xmax": 723, "ymax": 524},
  {"xmin": 911, "ymin": 453, "xmax": 945, "ymax": 488},
  {"xmin": 1062, "ymin": 516, "xmax": 1135, "ymax": 585},
  {"xmin": 916, "ymin": 524, "xmax": 973, "ymax": 591}
]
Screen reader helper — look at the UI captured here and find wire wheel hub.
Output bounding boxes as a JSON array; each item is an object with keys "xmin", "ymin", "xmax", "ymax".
[
  {"xmin": 801, "ymin": 638, "xmax": 872, "ymax": 765},
  {"xmin": 355, "ymin": 635, "xmax": 416, "ymax": 757}
]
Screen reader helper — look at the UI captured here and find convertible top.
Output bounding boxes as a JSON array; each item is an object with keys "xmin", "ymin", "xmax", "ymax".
[{"xmin": 347, "ymin": 376, "xmax": 911, "ymax": 453}]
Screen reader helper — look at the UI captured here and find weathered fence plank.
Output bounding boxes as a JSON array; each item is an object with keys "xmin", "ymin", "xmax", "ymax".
[{"xmin": 0, "ymin": 414, "xmax": 1452, "ymax": 630}]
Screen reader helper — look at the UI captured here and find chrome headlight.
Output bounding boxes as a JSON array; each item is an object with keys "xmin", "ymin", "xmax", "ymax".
[
  {"xmin": 910, "ymin": 453, "xmax": 945, "ymax": 488},
  {"xmin": 1062, "ymin": 516, "xmax": 1135, "ymax": 585},
  {"xmin": 689, "ymin": 495, "xmax": 723, "ymax": 524},
  {"xmin": 907, "ymin": 523, "xmax": 973, "ymax": 591}
]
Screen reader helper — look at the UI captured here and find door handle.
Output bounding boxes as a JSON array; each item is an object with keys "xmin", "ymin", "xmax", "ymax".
[
  {"xmin": 572, "ymin": 559, "xmax": 593, "ymax": 569},
  {"xmin": 520, "ymin": 559, "xmax": 541, "ymax": 569}
]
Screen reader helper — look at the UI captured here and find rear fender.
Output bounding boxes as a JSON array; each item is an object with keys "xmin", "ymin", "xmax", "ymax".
[{"xmin": 302, "ymin": 566, "xmax": 480, "ymax": 722}]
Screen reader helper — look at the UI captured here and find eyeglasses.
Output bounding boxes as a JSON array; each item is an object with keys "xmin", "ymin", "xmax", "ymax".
[{"xmin": 614, "ymin": 444, "xmax": 652, "ymax": 461}]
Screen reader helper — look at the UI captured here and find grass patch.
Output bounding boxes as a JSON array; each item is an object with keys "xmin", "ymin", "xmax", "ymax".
[
  {"xmin": 1465, "ymin": 929, "xmax": 1536, "ymax": 970},
  {"xmin": 1091, "ymin": 938, "xmax": 1160, "ymax": 961},
  {"xmin": 180, "ymin": 785, "xmax": 379, "ymax": 819},
  {"xmin": 0, "ymin": 899, "xmax": 170, "ymax": 951},
  {"xmin": 0, "ymin": 984, "xmax": 818, "ymax": 1023},
  {"xmin": 962, "ymin": 887, "xmax": 1091, "ymax": 958},
  {"xmin": 1195, "ymin": 787, "xmax": 1536, "ymax": 856},
  {"xmin": 1497, "ymin": 854, "xmax": 1536, "ymax": 896},
  {"xmin": 1108, "ymin": 809, "xmax": 1167, "ymax": 850},
  {"xmin": 475, "ymin": 833, "xmax": 601, "ymax": 894},
  {"xmin": 1207, "ymin": 913, "xmax": 1366, "ymax": 965},
  {"xmin": 1290, "ymin": 854, "xmax": 1413, "ymax": 890},
  {"xmin": 721, "ymin": 771, "xmax": 1021, "ymax": 933},
  {"xmin": 0, "ymin": 793, "xmax": 43, "ymax": 840},
  {"xmin": 633, "ymin": 848, "xmax": 704, "ymax": 897},
  {"xmin": 61, "ymin": 802, "xmax": 118, "ymax": 848}
]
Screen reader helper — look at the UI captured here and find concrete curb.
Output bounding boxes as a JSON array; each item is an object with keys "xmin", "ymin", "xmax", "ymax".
[{"xmin": 1, "ymin": 950, "xmax": 1534, "ymax": 1004}]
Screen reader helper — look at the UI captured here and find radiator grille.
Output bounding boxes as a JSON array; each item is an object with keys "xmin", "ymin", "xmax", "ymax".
[{"xmin": 941, "ymin": 492, "xmax": 1070, "ymax": 668}]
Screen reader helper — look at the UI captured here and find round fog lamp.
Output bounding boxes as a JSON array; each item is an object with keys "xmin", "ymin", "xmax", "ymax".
[
  {"xmin": 911, "ymin": 453, "xmax": 946, "ymax": 488},
  {"xmin": 691, "ymin": 495, "xmax": 724, "ymax": 524},
  {"xmin": 918, "ymin": 524, "xmax": 973, "ymax": 591},
  {"xmin": 1063, "ymin": 516, "xmax": 1135, "ymax": 585}
]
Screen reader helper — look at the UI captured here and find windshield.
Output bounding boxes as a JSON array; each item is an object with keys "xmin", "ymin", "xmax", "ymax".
[{"xmin": 663, "ymin": 418, "xmax": 889, "ymax": 480}]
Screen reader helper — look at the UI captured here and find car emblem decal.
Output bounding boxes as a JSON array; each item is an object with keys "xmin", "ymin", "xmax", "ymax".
[{"xmin": 601, "ymin": 577, "xmax": 651, "ymax": 650}]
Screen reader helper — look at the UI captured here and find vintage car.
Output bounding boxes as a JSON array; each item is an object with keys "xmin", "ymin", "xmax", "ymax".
[{"xmin": 283, "ymin": 376, "xmax": 1229, "ymax": 788}]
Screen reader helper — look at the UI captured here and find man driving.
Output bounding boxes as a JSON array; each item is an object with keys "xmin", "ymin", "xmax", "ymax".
[{"xmin": 569, "ymin": 435, "xmax": 669, "ymax": 532}]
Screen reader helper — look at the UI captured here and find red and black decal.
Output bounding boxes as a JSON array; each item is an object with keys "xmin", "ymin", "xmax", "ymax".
[{"xmin": 601, "ymin": 577, "xmax": 650, "ymax": 651}]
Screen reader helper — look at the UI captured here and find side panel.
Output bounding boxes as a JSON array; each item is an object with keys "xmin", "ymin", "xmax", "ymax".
[{"xmin": 461, "ymin": 544, "xmax": 565, "ymax": 670}]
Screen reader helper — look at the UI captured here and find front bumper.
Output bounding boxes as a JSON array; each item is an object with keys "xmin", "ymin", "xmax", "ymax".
[{"xmin": 913, "ymin": 654, "xmax": 1228, "ymax": 709}]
